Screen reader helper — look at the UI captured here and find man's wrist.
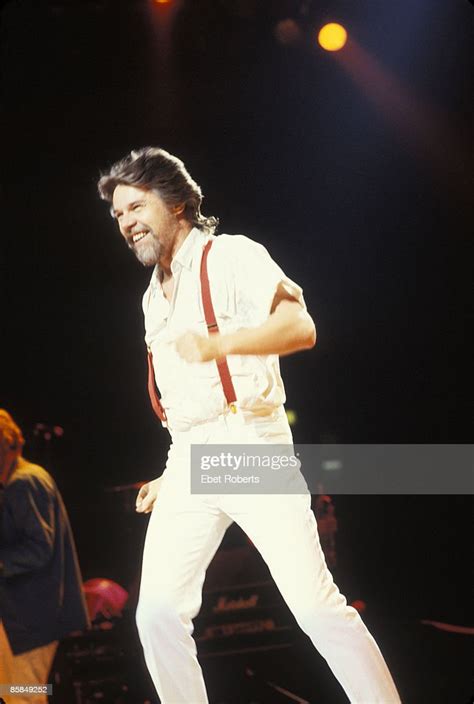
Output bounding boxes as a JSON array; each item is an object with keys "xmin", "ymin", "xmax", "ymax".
[{"xmin": 213, "ymin": 333, "xmax": 232, "ymax": 359}]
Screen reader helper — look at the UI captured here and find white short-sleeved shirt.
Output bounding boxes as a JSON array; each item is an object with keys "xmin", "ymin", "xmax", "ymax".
[{"xmin": 143, "ymin": 227, "xmax": 306, "ymax": 431}]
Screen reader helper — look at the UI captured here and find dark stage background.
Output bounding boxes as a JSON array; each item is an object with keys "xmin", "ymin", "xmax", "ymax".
[{"xmin": 1, "ymin": 1, "xmax": 473, "ymax": 702}]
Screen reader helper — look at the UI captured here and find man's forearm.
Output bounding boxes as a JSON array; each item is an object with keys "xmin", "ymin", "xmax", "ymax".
[{"xmin": 218, "ymin": 300, "xmax": 316, "ymax": 357}]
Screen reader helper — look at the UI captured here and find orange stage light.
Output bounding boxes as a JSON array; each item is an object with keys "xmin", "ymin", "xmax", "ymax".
[{"xmin": 318, "ymin": 23, "xmax": 348, "ymax": 52}]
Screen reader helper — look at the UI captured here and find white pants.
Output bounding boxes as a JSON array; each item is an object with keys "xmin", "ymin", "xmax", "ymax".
[{"xmin": 136, "ymin": 412, "xmax": 401, "ymax": 703}]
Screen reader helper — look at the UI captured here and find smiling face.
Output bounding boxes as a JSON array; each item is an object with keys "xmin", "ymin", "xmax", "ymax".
[{"xmin": 112, "ymin": 184, "xmax": 182, "ymax": 268}]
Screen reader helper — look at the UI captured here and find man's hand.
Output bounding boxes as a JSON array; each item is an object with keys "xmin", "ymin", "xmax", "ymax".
[
  {"xmin": 175, "ymin": 287, "xmax": 316, "ymax": 362},
  {"xmin": 136, "ymin": 477, "xmax": 163, "ymax": 514},
  {"xmin": 175, "ymin": 332, "xmax": 221, "ymax": 363}
]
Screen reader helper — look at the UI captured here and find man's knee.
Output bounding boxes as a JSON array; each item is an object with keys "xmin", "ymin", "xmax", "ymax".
[
  {"xmin": 293, "ymin": 598, "xmax": 360, "ymax": 637},
  {"xmin": 136, "ymin": 589, "xmax": 188, "ymax": 639}
]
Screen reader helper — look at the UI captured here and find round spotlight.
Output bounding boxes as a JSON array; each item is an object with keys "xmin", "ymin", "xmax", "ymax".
[{"xmin": 318, "ymin": 23, "xmax": 348, "ymax": 52}]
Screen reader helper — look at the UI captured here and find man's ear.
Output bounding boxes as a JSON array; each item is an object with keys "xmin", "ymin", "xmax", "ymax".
[{"xmin": 172, "ymin": 203, "xmax": 185, "ymax": 215}]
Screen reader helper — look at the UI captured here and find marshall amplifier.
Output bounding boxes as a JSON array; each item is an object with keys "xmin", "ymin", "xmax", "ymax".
[
  {"xmin": 195, "ymin": 580, "xmax": 297, "ymax": 657},
  {"xmin": 194, "ymin": 540, "xmax": 298, "ymax": 658}
]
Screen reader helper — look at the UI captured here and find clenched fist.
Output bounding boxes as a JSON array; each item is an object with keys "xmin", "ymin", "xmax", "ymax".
[{"xmin": 175, "ymin": 331, "xmax": 222, "ymax": 363}]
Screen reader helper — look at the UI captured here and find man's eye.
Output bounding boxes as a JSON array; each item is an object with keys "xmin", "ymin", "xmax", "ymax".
[{"xmin": 132, "ymin": 204, "xmax": 142, "ymax": 211}]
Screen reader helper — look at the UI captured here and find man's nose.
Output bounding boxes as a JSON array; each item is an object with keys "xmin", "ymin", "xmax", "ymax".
[{"xmin": 120, "ymin": 211, "xmax": 138, "ymax": 234}]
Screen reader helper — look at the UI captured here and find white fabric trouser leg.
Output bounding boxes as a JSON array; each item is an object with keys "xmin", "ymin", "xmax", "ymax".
[
  {"xmin": 221, "ymin": 492, "xmax": 401, "ymax": 704},
  {"xmin": 136, "ymin": 490, "xmax": 233, "ymax": 704},
  {"xmin": 136, "ymin": 414, "xmax": 401, "ymax": 704}
]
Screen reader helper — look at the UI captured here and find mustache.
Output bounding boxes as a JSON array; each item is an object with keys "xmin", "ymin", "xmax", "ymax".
[{"xmin": 127, "ymin": 227, "xmax": 154, "ymax": 248}]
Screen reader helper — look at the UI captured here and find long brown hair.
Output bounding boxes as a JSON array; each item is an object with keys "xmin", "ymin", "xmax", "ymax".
[{"xmin": 98, "ymin": 147, "xmax": 218, "ymax": 233}]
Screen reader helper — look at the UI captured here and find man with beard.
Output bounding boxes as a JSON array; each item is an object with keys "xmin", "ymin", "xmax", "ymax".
[{"xmin": 97, "ymin": 147, "xmax": 400, "ymax": 704}]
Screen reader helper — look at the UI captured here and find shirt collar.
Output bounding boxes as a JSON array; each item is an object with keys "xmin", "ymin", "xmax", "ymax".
[
  {"xmin": 149, "ymin": 227, "xmax": 208, "ymax": 291},
  {"xmin": 171, "ymin": 226, "xmax": 207, "ymax": 273}
]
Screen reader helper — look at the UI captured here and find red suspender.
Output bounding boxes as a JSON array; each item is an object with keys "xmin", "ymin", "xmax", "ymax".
[
  {"xmin": 147, "ymin": 239, "xmax": 237, "ymax": 425},
  {"xmin": 200, "ymin": 240, "xmax": 238, "ymax": 412},
  {"xmin": 147, "ymin": 348, "xmax": 167, "ymax": 426}
]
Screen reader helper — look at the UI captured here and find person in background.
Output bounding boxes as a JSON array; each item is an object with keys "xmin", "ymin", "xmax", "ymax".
[{"xmin": 0, "ymin": 410, "xmax": 89, "ymax": 704}]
